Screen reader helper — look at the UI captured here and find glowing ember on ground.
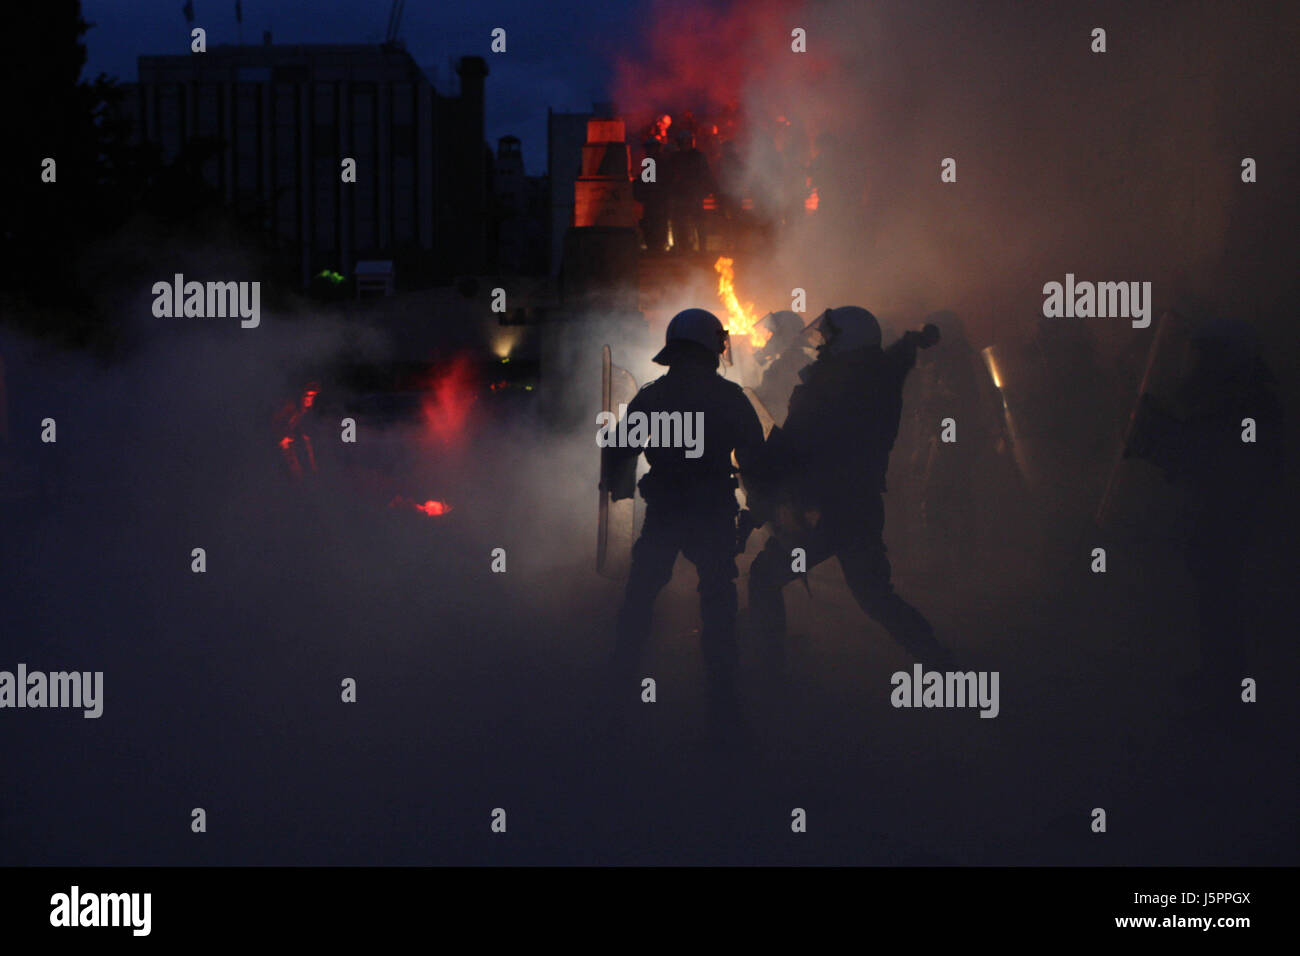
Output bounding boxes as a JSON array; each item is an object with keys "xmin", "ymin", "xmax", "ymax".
[
  {"xmin": 714, "ymin": 256, "xmax": 770, "ymax": 348},
  {"xmin": 389, "ymin": 495, "xmax": 453, "ymax": 518}
]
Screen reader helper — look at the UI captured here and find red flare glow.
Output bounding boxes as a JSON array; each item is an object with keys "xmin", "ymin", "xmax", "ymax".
[
  {"xmin": 419, "ymin": 354, "xmax": 479, "ymax": 448},
  {"xmin": 389, "ymin": 495, "xmax": 452, "ymax": 518},
  {"xmin": 612, "ymin": 1, "xmax": 815, "ymax": 127}
]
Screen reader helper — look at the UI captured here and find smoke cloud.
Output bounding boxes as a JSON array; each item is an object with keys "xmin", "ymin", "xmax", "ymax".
[{"xmin": 614, "ymin": 0, "xmax": 1300, "ymax": 355}]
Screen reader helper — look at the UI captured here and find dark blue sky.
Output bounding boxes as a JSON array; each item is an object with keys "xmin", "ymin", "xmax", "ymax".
[{"xmin": 82, "ymin": 0, "xmax": 653, "ymax": 173}]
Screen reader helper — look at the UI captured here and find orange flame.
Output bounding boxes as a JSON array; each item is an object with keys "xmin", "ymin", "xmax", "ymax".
[{"xmin": 714, "ymin": 256, "xmax": 770, "ymax": 348}]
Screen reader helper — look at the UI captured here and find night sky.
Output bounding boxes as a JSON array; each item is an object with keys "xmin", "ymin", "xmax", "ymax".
[{"xmin": 82, "ymin": 0, "xmax": 660, "ymax": 173}]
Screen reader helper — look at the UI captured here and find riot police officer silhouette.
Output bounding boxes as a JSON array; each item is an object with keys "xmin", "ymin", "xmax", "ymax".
[
  {"xmin": 747, "ymin": 307, "xmax": 955, "ymax": 668},
  {"xmin": 602, "ymin": 309, "xmax": 765, "ymax": 742}
]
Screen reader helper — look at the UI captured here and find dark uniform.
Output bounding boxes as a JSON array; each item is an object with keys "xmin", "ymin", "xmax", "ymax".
[
  {"xmin": 902, "ymin": 313, "xmax": 1006, "ymax": 571},
  {"xmin": 637, "ymin": 136, "xmax": 669, "ymax": 252},
  {"xmin": 751, "ymin": 311, "xmax": 813, "ymax": 425},
  {"xmin": 665, "ymin": 141, "xmax": 715, "ymax": 254},
  {"xmin": 604, "ymin": 344, "xmax": 765, "ymax": 728},
  {"xmin": 748, "ymin": 330, "xmax": 953, "ymax": 666},
  {"xmin": 1127, "ymin": 321, "xmax": 1283, "ymax": 694},
  {"xmin": 754, "ymin": 344, "xmax": 813, "ymax": 426}
]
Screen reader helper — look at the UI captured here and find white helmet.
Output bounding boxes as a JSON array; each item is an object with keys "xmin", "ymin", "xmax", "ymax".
[
  {"xmin": 653, "ymin": 308, "xmax": 729, "ymax": 365},
  {"xmin": 808, "ymin": 306, "xmax": 881, "ymax": 355}
]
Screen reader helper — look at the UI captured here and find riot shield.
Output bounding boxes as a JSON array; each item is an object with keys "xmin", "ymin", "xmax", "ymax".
[{"xmin": 596, "ymin": 345, "xmax": 639, "ymax": 579}]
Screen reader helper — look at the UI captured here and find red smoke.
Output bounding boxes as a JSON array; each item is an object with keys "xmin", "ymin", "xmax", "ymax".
[
  {"xmin": 611, "ymin": 0, "xmax": 833, "ymax": 141},
  {"xmin": 419, "ymin": 354, "xmax": 480, "ymax": 448}
]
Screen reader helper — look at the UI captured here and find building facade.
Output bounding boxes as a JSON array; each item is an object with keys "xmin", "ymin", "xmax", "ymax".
[
  {"xmin": 126, "ymin": 41, "xmax": 489, "ymax": 286},
  {"xmin": 492, "ymin": 136, "xmax": 547, "ymax": 275}
]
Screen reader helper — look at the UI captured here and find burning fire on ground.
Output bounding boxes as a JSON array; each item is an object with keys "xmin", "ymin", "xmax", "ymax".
[
  {"xmin": 714, "ymin": 256, "xmax": 770, "ymax": 349},
  {"xmin": 389, "ymin": 495, "xmax": 453, "ymax": 518}
]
